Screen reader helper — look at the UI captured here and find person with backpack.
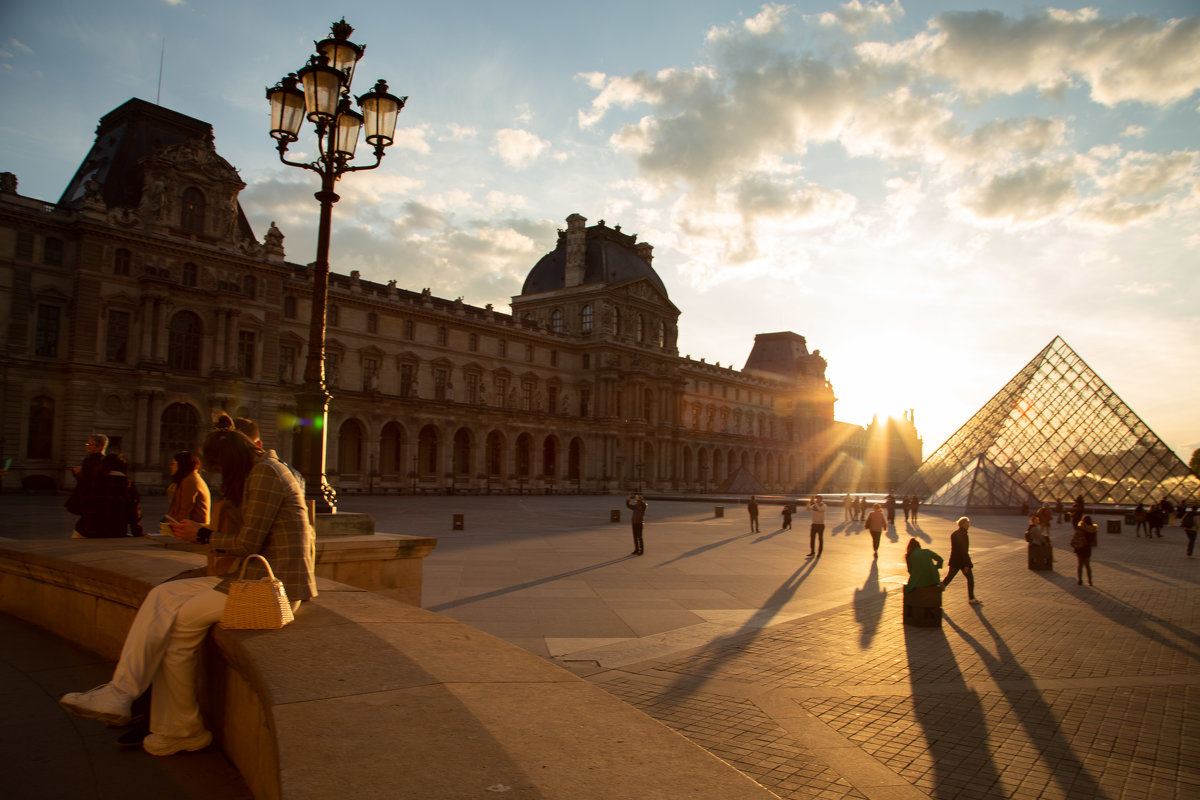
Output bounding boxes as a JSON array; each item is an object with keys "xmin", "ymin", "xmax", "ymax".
[
  {"xmin": 1182, "ymin": 507, "xmax": 1198, "ymax": 558},
  {"xmin": 1071, "ymin": 515, "xmax": 1098, "ymax": 586}
]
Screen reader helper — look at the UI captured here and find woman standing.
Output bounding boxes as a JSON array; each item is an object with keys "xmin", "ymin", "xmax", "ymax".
[
  {"xmin": 864, "ymin": 503, "xmax": 887, "ymax": 558},
  {"xmin": 59, "ymin": 414, "xmax": 316, "ymax": 756},
  {"xmin": 1071, "ymin": 514, "xmax": 1097, "ymax": 586},
  {"xmin": 166, "ymin": 451, "xmax": 210, "ymax": 524}
]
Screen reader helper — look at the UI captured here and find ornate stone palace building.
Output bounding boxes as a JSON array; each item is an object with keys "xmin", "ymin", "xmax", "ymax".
[{"xmin": 0, "ymin": 99, "xmax": 920, "ymax": 495}]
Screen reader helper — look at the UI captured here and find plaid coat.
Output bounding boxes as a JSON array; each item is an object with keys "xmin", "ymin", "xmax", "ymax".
[{"xmin": 210, "ymin": 457, "xmax": 318, "ymax": 602}]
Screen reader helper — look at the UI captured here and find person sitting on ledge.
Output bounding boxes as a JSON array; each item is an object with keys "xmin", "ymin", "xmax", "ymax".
[
  {"xmin": 904, "ymin": 538, "xmax": 943, "ymax": 593},
  {"xmin": 59, "ymin": 413, "xmax": 316, "ymax": 756}
]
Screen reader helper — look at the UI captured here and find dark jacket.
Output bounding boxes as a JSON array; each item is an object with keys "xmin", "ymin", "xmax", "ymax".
[{"xmin": 74, "ymin": 473, "xmax": 143, "ymax": 538}]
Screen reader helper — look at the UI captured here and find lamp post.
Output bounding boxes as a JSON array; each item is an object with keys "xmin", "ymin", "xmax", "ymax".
[{"xmin": 266, "ymin": 19, "xmax": 405, "ymax": 514}]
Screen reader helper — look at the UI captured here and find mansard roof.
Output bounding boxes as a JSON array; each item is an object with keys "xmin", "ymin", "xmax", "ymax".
[{"xmin": 521, "ymin": 219, "xmax": 668, "ymax": 298}]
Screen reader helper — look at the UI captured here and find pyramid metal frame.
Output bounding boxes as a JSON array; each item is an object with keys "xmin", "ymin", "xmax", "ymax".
[{"xmin": 899, "ymin": 336, "xmax": 1199, "ymax": 509}]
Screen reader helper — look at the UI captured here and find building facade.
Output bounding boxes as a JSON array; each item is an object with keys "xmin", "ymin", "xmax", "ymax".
[{"xmin": 0, "ymin": 99, "xmax": 920, "ymax": 496}]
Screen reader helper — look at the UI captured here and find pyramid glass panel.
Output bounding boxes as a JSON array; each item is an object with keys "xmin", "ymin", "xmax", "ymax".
[{"xmin": 899, "ymin": 337, "xmax": 1200, "ymax": 510}]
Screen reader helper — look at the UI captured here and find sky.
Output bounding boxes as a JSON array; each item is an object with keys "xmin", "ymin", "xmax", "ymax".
[{"xmin": 2, "ymin": 0, "xmax": 1198, "ymax": 460}]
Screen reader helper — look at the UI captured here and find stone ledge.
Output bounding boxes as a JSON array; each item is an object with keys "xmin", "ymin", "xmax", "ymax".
[{"xmin": 0, "ymin": 539, "xmax": 777, "ymax": 800}]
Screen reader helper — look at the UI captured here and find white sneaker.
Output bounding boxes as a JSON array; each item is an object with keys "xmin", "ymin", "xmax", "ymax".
[
  {"xmin": 59, "ymin": 684, "xmax": 132, "ymax": 725},
  {"xmin": 143, "ymin": 729, "xmax": 213, "ymax": 756}
]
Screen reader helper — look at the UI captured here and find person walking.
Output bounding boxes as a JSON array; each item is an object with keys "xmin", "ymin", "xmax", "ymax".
[
  {"xmin": 864, "ymin": 503, "xmax": 886, "ymax": 558},
  {"xmin": 781, "ymin": 503, "xmax": 793, "ymax": 531},
  {"xmin": 747, "ymin": 495, "xmax": 759, "ymax": 533},
  {"xmin": 58, "ymin": 413, "xmax": 317, "ymax": 756},
  {"xmin": 1071, "ymin": 514, "xmax": 1097, "ymax": 585},
  {"xmin": 902, "ymin": 496, "xmax": 911, "ymax": 523},
  {"xmin": 1133, "ymin": 502, "xmax": 1148, "ymax": 537},
  {"xmin": 885, "ymin": 493, "xmax": 896, "ymax": 525},
  {"xmin": 626, "ymin": 494, "xmax": 647, "ymax": 555},
  {"xmin": 1181, "ymin": 506, "xmax": 1197, "ymax": 558},
  {"xmin": 806, "ymin": 496, "xmax": 826, "ymax": 558},
  {"xmin": 941, "ymin": 516, "xmax": 981, "ymax": 605},
  {"xmin": 1148, "ymin": 503, "xmax": 1165, "ymax": 539}
]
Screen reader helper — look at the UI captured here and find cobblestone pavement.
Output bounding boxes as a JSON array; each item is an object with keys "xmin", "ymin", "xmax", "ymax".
[{"xmin": 586, "ymin": 534, "xmax": 1199, "ymax": 800}]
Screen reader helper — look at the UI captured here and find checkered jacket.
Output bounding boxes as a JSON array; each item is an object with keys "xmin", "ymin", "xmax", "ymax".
[{"xmin": 211, "ymin": 457, "xmax": 318, "ymax": 602}]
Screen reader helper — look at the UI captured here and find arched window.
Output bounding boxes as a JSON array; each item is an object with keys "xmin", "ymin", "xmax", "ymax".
[
  {"xmin": 160, "ymin": 403, "xmax": 201, "ymax": 459},
  {"xmin": 27, "ymin": 396, "xmax": 54, "ymax": 459},
  {"xmin": 181, "ymin": 187, "xmax": 206, "ymax": 235},
  {"xmin": 550, "ymin": 309, "xmax": 564, "ymax": 333},
  {"xmin": 168, "ymin": 311, "xmax": 203, "ymax": 373},
  {"xmin": 338, "ymin": 419, "xmax": 364, "ymax": 474},
  {"xmin": 453, "ymin": 428, "xmax": 472, "ymax": 476},
  {"xmin": 380, "ymin": 421, "xmax": 405, "ymax": 474},
  {"xmin": 581, "ymin": 305, "xmax": 593, "ymax": 334}
]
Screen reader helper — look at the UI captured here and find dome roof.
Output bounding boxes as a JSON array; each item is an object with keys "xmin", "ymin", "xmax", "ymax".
[{"xmin": 521, "ymin": 220, "xmax": 668, "ymax": 298}]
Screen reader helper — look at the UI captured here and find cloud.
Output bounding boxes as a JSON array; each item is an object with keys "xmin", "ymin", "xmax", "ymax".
[
  {"xmin": 955, "ymin": 159, "xmax": 1080, "ymax": 225},
  {"xmin": 492, "ymin": 128, "xmax": 549, "ymax": 168},
  {"xmin": 1121, "ymin": 124, "xmax": 1147, "ymax": 139},
  {"xmin": 921, "ymin": 10, "xmax": 1200, "ymax": 106},
  {"xmin": 810, "ymin": 1, "xmax": 904, "ymax": 38},
  {"xmin": 390, "ymin": 124, "xmax": 432, "ymax": 154}
]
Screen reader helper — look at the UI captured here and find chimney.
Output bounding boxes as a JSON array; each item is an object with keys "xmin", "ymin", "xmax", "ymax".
[
  {"xmin": 564, "ymin": 213, "xmax": 587, "ymax": 287},
  {"xmin": 637, "ymin": 241, "xmax": 654, "ymax": 264}
]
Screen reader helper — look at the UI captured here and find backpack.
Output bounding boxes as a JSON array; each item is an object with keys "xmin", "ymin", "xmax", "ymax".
[{"xmin": 1070, "ymin": 529, "xmax": 1087, "ymax": 549}]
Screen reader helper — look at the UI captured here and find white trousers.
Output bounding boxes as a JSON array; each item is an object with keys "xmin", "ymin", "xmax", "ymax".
[{"xmin": 111, "ymin": 577, "xmax": 227, "ymax": 739}]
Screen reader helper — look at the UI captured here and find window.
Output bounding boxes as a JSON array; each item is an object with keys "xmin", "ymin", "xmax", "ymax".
[
  {"xmin": 114, "ymin": 248, "xmax": 131, "ymax": 276},
  {"xmin": 27, "ymin": 396, "xmax": 54, "ymax": 459},
  {"xmin": 466, "ymin": 373, "xmax": 479, "ymax": 404},
  {"xmin": 16, "ymin": 230, "xmax": 34, "ymax": 261},
  {"xmin": 363, "ymin": 357, "xmax": 379, "ymax": 392},
  {"xmin": 105, "ymin": 310, "xmax": 130, "ymax": 363},
  {"xmin": 551, "ymin": 309, "xmax": 563, "ymax": 333},
  {"xmin": 468, "ymin": 333, "xmax": 478, "ymax": 352},
  {"xmin": 35, "ymin": 304, "xmax": 61, "ymax": 357},
  {"xmin": 284, "ymin": 296, "xmax": 296, "ymax": 319},
  {"xmin": 580, "ymin": 389, "xmax": 591, "ymax": 417},
  {"xmin": 400, "ymin": 363, "xmax": 415, "ymax": 398},
  {"xmin": 181, "ymin": 187, "xmax": 206, "ymax": 235},
  {"xmin": 403, "ymin": 319, "xmax": 414, "ymax": 340},
  {"xmin": 243, "ymin": 275, "xmax": 257, "ymax": 300},
  {"xmin": 380, "ymin": 422, "xmax": 404, "ymax": 474},
  {"xmin": 327, "ymin": 305, "xmax": 339, "ymax": 327},
  {"xmin": 367, "ymin": 312, "xmax": 378, "ymax": 334},
  {"xmin": 43, "ymin": 237, "xmax": 63, "ymax": 267},
  {"xmin": 495, "ymin": 377, "xmax": 509, "ymax": 408},
  {"xmin": 280, "ymin": 345, "xmax": 296, "ymax": 384},
  {"xmin": 182, "ymin": 262, "xmax": 198, "ymax": 288},
  {"xmin": 437, "ymin": 326, "xmax": 447, "ymax": 347},
  {"xmin": 434, "ymin": 368, "xmax": 448, "ymax": 401},
  {"xmin": 582, "ymin": 354, "xmax": 590, "ymax": 370},
  {"xmin": 160, "ymin": 403, "xmax": 201, "ymax": 458},
  {"xmin": 325, "ymin": 352, "xmax": 340, "ymax": 388},
  {"xmin": 497, "ymin": 338, "xmax": 507, "ymax": 357},
  {"xmin": 525, "ymin": 344, "xmax": 533, "ymax": 362},
  {"xmin": 550, "ymin": 350, "xmax": 558, "ymax": 367},
  {"xmin": 581, "ymin": 304, "xmax": 593, "ymax": 334},
  {"xmin": 521, "ymin": 380, "xmax": 533, "ymax": 411},
  {"xmin": 168, "ymin": 311, "xmax": 202, "ymax": 372},
  {"xmin": 236, "ymin": 330, "xmax": 256, "ymax": 377},
  {"xmin": 658, "ymin": 321, "xmax": 666, "ymax": 347}
]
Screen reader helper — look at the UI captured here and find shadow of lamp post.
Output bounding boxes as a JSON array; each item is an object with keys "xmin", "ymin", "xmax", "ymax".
[{"xmin": 266, "ymin": 19, "xmax": 405, "ymax": 514}]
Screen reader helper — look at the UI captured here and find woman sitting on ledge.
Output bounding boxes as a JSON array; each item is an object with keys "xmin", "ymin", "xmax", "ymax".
[
  {"xmin": 59, "ymin": 413, "xmax": 316, "ymax": 756},
  {"xmin": 904, "ymin": 538, "xmax": 943, "ymax": 592}
]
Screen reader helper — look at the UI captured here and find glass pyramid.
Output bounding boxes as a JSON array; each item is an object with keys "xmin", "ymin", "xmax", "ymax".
[{"xmin": 899, "ymin": 336, "xmax": 1200, "ymax": 509}]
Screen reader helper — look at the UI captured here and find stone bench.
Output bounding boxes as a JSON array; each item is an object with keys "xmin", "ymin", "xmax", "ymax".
[{"xmin": 0, "ymin": 538, "xmax": 775, "ymax": 800}]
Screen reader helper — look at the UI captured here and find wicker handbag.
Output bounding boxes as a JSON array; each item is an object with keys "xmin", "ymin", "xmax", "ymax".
[{"xmin": 218, "ymin": 554, "xmax": 294, "ymax": 630}]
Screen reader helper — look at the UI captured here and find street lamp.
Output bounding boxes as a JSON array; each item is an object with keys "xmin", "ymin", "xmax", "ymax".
[{"xmin": 266, "ymin": 19, "xmax": 405, "ymax": 513}]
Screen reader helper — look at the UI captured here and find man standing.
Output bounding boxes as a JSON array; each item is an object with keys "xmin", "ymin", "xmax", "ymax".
[
  {"xmin": 885, "ymin": 493, "xmax": 897, "ymax": 526},
  {"xmin": 626, "ymin": 494, "xmax": 647, "ymax": 556},
  {"xmin": 747, "ymin": 495, "xmax": 759, "ymax": 533},
  {"xmin": 941, "ymin": 516, "xmax": 982, "ymax": 605},
  {"xmin": 807, "ymin": 495, "xmax": 826, "ymax": 558}
]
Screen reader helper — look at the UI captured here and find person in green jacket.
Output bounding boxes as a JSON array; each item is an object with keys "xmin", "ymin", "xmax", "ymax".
[{"xmin": 904, "ymin": 538, "xmax": 943, "ymax": 592}]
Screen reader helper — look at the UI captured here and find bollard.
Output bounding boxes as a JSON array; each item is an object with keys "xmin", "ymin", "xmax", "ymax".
[
  {"xmin": 714, "ymin": 506, "xmax": 724, "ymax": 518},
  {"xmin": 1106, "ymin": 519, "xmax": 1121, "ymax": 535},
  {"xmin": 610, "ymin": 510, "xmax": 621, "ymax": 523},
  {"xmin": 452, "ymin": 514, "xmax": 464, "ymax": 530}
]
